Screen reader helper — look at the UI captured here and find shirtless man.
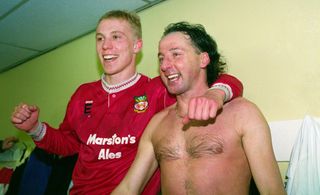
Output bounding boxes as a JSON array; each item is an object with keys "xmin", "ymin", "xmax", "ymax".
[{"xmin": 112, "ymin": 22, "xmax": 286, "ymax": 195}]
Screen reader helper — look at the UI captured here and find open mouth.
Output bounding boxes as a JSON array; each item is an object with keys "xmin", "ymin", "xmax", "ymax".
[
  {"xmin": 167, "ymin": 73, "xmax": 180, "ymax": 82},
  {"xmin": 103, "ymin": 54, "xmax": 118, "ymax": 61}
]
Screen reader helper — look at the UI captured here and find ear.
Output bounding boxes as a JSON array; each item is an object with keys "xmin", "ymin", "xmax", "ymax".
[
  {"xmin": 199, "ymin": 52, "xmax": 210, "ymax": 68},
  {"xmin": 133, "ymin": 39, "xmax": 143, "ymax": 53}
]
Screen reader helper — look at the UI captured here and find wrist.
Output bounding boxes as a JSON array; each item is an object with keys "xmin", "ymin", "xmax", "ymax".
[
  {"xmin": 209, "ymin": 83, "xmax": 233, "ymax": 102},
  {"xmin": 27, "ymin": 121, "xmax": 46, "ymax": 141},
  {"xmin": 27, "ymin": 121, "xmax": 40, "ymax": 133}
]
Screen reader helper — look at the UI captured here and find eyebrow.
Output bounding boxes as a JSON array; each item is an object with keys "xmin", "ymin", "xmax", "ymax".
[
  {"xmin": 96, "ymin": 30, "xmax": 125, "ymax": 36},
  {"xmin": 158, "ymin": 47, "xmax": 182, "ymax": 57},
  {"xmin": 95, "ymin": 32, "xmax": 104, "ymax": 37},
  {"xmin": 169, "ymin": 47, "xmax": 180, "ymax": 52}
]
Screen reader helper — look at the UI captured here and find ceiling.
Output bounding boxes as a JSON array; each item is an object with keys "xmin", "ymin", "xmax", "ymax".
[{"xmin": 0, "ymin": 0, "xmax": 165, "ymax": 73}]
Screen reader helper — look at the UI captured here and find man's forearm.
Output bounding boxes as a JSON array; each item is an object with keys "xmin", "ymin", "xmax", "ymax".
[{"xmin": 210, "ymin": 73, "xmax": 243, "ymax": 102}]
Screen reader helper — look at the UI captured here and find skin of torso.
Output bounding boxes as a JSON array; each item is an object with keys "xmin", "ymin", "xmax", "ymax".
[{"xmin": 152, "ymin": 98, "xmax": 251, "ymax": 195}]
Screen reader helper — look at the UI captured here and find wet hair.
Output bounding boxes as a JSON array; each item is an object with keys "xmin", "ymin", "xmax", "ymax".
[
  {"xmin": 98, "ymin": 10, "xmax": 142, "ymax": 39},
  {"xmin": 162, "ymin": 22, "xmax": 226, "ymax": 86}
]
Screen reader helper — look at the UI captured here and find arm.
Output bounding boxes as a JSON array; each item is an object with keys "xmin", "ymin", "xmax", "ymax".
[
  {"xmin": 210, "ymin": 73, "xmax": 243, "ymax": 102},
  {"xmin": 11, "ymin": 102, "xmax": 79, "ymax": 156},
  {"xmin": 11, "ymin": 85, "xmax": 83, "ymax": 156},
  {"xmin": 240, "ymin": 100, "xmax": 286, "ymax": 195},
  {"xmin": 112, "ymin": 114, "xmax": 160, "ymax": 195},
  {"xmin": 155, "ymin": 73, "xmax": 243, "ymax": 123},
  {"xmin": 186, "ymin": 73, "xmax": 243, "ymax": 123}
]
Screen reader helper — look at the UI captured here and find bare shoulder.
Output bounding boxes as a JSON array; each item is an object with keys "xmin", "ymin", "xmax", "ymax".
[
  {"xmin": 224, "ymin": 97, "xmax": 269, "ymax": 136},
  {"xmin": 145, "ymin": 104, "xmax": 175, "ymax": 134},
  {"xmin": 224, "ymin": 97, "xmax": 261, "ymax": 115},
  {"xmin": 152, "ymin": 104, "xmax": 174, "ymax": 121}
]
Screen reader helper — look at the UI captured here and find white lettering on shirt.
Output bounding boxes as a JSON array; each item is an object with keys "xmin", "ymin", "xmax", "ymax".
[
  {"xmin": 86, "ymin": 133, "xmax": 136, "ymax": 145},
  {"xmin": 86, "ymin": 133, "xmax": 137, "ymax": 160},
  {"xmin": 98, "ymin": 149, "xmax": 122, "ymax": 160}
]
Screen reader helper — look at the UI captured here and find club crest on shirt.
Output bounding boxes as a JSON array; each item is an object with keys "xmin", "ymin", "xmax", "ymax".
[{"xmin": 134, "ymin": 95, "xmax": 148, "ymax": 113}]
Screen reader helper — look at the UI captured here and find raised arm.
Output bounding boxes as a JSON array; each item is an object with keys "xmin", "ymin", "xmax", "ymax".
[
  {"xmin": 10, "ymin": 85, "xmax": 84, "ymax": 156},
  {"xmin": 240, "ymin": 100, "xmax": 286, "ymax": 195},
  {"xmin": 111, "ymin": 113, "xmax": 161, "ymax": 195}
]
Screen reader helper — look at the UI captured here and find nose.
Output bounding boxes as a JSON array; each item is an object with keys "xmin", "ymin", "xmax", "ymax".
[
  {"xmin": 160, "ymin": 57, "xmax": 172, "ymax": 72},
  {"xmin": 102, "ymin": 39, "xmax": 113, "ymax": 50}
]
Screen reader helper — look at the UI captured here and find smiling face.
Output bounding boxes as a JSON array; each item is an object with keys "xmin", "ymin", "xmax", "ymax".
[
  {"xmin": 96, "ymin": 18, "xmax": 142, "ymax": 82},
  {"xmin": 158, "ymin": 32, "xmax": 209, "ymax": 95}
]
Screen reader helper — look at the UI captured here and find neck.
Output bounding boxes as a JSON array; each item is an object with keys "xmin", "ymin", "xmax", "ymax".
[
  {"xmin": 101, "ymin": 72, "xmax": 140, "ymax": 93},
  {"xmin": 175, "ymin": 85, "xmax": 209, "ymax": 117},
  {"xmin": 103, "ymin": 57, "xmax": 137, "ymax": 85},
  {"xmin": 104, "ymin": 70, "xmax": 136, "ymax": 85}
]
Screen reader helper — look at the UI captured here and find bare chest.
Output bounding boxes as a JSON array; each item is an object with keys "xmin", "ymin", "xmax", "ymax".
[
  {"xmin": 153, "ymin": 116, "xmax": 240, "ymax": 162},
  {"xmin": 152, "ymin": 106, "xmax": 251, "ymax": 195}
]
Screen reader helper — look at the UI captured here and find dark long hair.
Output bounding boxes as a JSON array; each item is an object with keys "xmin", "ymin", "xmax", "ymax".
[{"xmin": 163, "ymin": 22, "xmax": 226, "ymax": 86}]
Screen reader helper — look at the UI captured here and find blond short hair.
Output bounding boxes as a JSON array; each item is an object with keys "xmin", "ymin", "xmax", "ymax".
[{"xmin": 98, "ymin": 10, "xmax": 142, "ymax": 39}]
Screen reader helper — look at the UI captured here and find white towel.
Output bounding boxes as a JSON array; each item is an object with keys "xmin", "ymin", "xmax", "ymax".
[{"xmin": 286, "ymin": 115, "xmax": 320, "ymax": 195}]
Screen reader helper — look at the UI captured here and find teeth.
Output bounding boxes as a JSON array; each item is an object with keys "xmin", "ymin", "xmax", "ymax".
[
  {"xmin": 103, "ymin": 55, "xmax": 117, "ymax": 60},
  {"xmin": 167, "ymin": 73, "xmax": 180, "ymax": 81}
]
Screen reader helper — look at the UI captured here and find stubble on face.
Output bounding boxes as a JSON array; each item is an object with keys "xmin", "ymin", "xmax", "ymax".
[{"xmin": 158, "ymin": 32, "xmax": 202, "ymax": 96}]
